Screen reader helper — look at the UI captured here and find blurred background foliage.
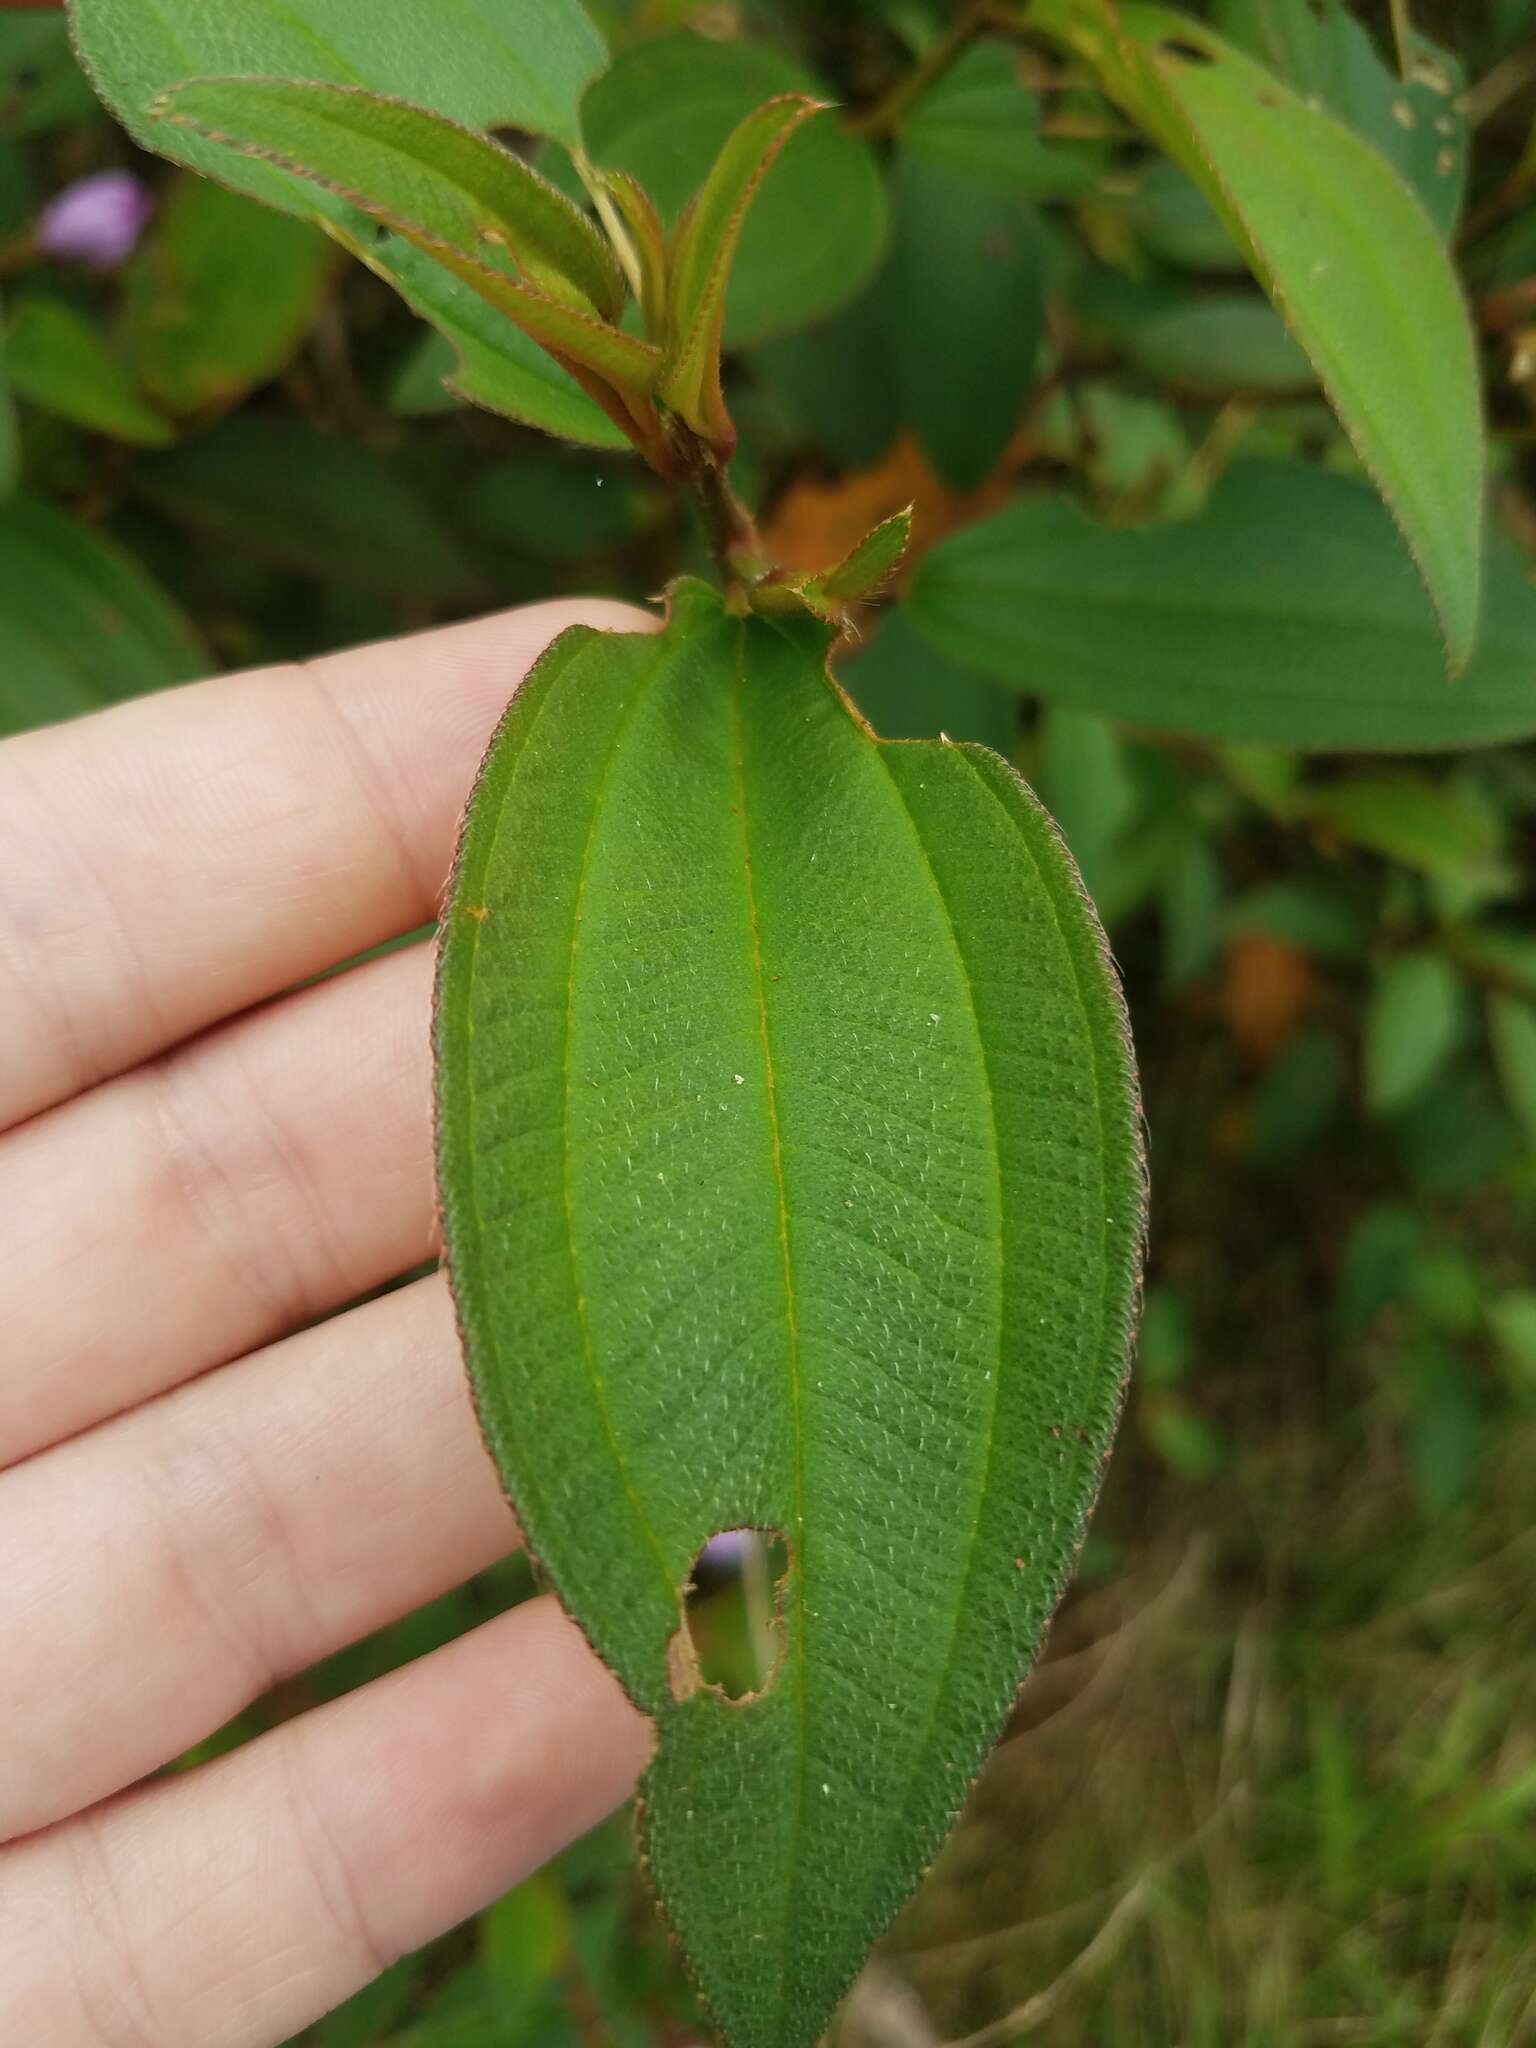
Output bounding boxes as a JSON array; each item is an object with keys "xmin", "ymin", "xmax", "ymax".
[{"xmin": 6, "ymin": 0, "xmax": 1536, "ymax": 2041}]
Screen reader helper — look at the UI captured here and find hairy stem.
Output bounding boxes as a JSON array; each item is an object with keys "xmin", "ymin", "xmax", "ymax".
[{"xmin": 689, "ymin": 453, "xmax": 764, "ymax": 601}]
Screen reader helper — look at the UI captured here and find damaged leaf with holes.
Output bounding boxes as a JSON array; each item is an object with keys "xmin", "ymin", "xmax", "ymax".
[{"xmin": 435, "ymin": 583, "xmax": 1145, "ymax": 2048}]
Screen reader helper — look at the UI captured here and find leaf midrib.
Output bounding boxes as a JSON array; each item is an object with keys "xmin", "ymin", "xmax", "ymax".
[{"xmin": 730, "ymin": 627, "xmax": 811, "ymax": 2030}]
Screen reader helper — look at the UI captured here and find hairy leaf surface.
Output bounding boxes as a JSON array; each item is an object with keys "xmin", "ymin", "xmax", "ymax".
[
  {"xmin": 660, "ymin": 94, "xmax": 823, "ymax": 446},
  {"xmin": 577, "ymin": 33, "xmax": 887, "ymax": 347},
  {"xmin": 156, "ymin": 78, "xmax": 625, "ymax": 316},
  {"xmin": 1029, "ymin": 0, "xmax": 1484, "ymax": 668},
  {"xmin": 909, "ymin": 464, "xmax": 1536, "ymax": 753},
  {"xmin": 67, "ymin": 0, "xmax": 606, "ymax": 151},
  {"xmin": 435, "ymin": 583, "xmax": 1144, "ymax": 2048},
  {"xmin": 67, "ymin": 0, "xmax": 623, "ymax": 446}
]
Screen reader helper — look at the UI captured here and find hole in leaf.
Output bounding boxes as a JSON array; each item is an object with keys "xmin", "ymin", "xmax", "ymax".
[{"xmin": 673, "ymin": 1528, "xmax": 790, "ymax": 1704}]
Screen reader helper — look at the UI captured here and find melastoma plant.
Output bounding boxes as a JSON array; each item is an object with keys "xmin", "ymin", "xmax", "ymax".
[{"xmin": 64, "ymin": 1, "xmax": 1489, "ymax": 2042}]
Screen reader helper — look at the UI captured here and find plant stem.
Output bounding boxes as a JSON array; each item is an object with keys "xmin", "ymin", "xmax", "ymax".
[
  {"xmin": 689, "ymin": 451, "xmax": 764, "ymax": 601},
  {"xmin": 847, "ymin": 0, "xmax": 998, "ymax": 139}
]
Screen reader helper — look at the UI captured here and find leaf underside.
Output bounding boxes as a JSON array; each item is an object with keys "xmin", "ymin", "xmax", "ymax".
[{"xmin": 434, "ymin": 584, "xmax": 1144, "ymax": 2048}]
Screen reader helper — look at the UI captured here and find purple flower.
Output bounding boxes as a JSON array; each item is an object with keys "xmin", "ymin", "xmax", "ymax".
[
  {"xmin": 698, "ymin": 1529, "xmax": 753, "ymax": 1573},
  {"xmin": 36, "ymin": 171, "xmax": 154, "ymax": 268}
]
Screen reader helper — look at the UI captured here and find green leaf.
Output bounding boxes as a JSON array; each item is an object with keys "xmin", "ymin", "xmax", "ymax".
[
  {"xmin": 1122, "ymin": 293, "xmax": 1314, "ymax": 393},
  {"xmin": 1487, "ymin": 1290, "xmax": 1536, "ymax": 1390},
  {"xmin": 386, "ymin": 327, "xmax": 462, "ymax": 416},
  {"xmin": 6, "ymin": 295, "xmax": 174, "ymax": 448},
  {"xmin": 480, "ymin": 1876, "xmax": 570, "ymax": 2021},
  {"xmin": 578, "ymin": 32, "xmax": 888, "ymax": 347},
  {"xmin": 749, "ymin": 274, "xmax": 900, "ymax": 474},
  {"xmin": 1029, "ymin": 0, "xmax": 1484, "ymax": 669},
  {"xmin": 0, "ymin": 15, "xmax": 97, "ymax": 139},
  {"xmin": 124, "ymin": 175, "xmax": 334, "ymax": 415},
  {"xmin": 155, "ymin": 77, "xmax": 624, "ymax": 316},
  {"xmin": 817, "ymin": 507, "xmax": 912, "ymax": 604},
  {"xmin": 152, "ymin": 76, "xmax": 664, "ymax": 454},
  {"xmin": 68, "ymin": 0, "xmax": 607, "ymax": 154},
  {"xmin": 435, "ymin": 580, "xmax": 1143, "ymax": 2048},
  {"xmin": 0, "ymin": 493, "xmax": 206, "ymax": 735},
  {"xmin": 1129, "ymin": 161, "xmax": 1246, "ymax": 271},
  {"xmin": 1403, "ymin": 1335, "xmax": 1485, "ymax": 1516},
  {"xmin": 1363, "ymin": 951, "xmax": 1468, "ymax": 1116},
  {"xmin": 355, "ymin": 236, "xmax": 629, "ymax": 449},
  {"xmin": 67, "ymin": 0, "xmax": 624, "ymax": 446},
  {"xmin": 836, "ymin": 606, "xmax": 1017, "ymax": 751},
  {"xmin": 908, "ymin": 463, "xmax": 1536, "ymax": 754},
  {"xmin": 1213, "ymin": 0, "xmax": 1467, "ymax": 237},
  {"xmin": 1488, "ymin": 993, "xmax": 1536, "ymax": 1152},
  {"xmin": 135, "ymin": 417, "xmax": 481, "ymax": 602},
  {"xmin": 465, "ymin": 451, "xmax": 656, "ymax": 562},
  {"xmin": 600, "ymin": 168, "xmax": 667, "ymax": 340},
  {"xmin": 0, "ymin": 297, "xmax": 17, "ymax": 501},
  {"xmin": 1227, "ymin": 882, "xmax": 1365, "ymax": 961},
  {"xmin": 1037, "ymin": 706, "xmax": 1136, "ymax": 901},
  {"xmin": 890, "ymin": 148, "xmax": 1044, "ymax": 491},
  {"xmin": 661, "ymin": 93, "xmax": 823, "ymax": 448},
  {"xmin": 902, "ymin": 38, "xmax": 1106, "ymax": 197},
  {"xmin": 1306, "ymin": 773, "xmax": 1506, "ymax": 883}
]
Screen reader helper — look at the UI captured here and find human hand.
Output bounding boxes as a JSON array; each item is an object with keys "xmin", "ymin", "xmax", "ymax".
[{"xmin": 0, "ymin": 600, "xmax": 658, "ymax": 2046}]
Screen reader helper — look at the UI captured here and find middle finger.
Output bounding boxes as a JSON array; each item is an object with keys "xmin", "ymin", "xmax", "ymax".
[
  {"xmin": 0, "ymin": 1269, "xmax": 515, "ymax": 1843},
  {"xmin": 0, "ymin": 940, "xmax": 438, "ymax": 1471}
]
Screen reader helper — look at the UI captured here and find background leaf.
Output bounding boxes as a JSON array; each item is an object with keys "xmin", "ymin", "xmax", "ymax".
[
  {"xmin": 68, "ymin": 0, "xmax": 607, "ymax": 154},
  {"xmin": 1033, "ymin": 0, "xmax": 1484, "ymax": 667},
  {"xmin": 1122, "ymin": 294, "xmax": 1314, "ymax": 393},
  {"xmin": 436, "ymin": 584, "xmax": 1143, "ymax": 2048},
  {"xmin": 1488, "ymin": 993, "xmax": 1536, "ymax": 1150},
  {"xmin": 889, "ymin": 149, "xmax": 1044, "ymax": 491},
  {"xmin": 901, "ymin": 38, "xmax": 1105, "ymax": 197},
  {"xmin": 836, "ymin": 605, "xmax": 1016, "ymax": 751},
  {"xmin": 7, "ymin": 293, "xmax": 173, "ymax": 445},
  {"xmin": 0, "ymin": 295, "xmax": 18, "ymax": 498},
  {"xmin": 1212, "ymin": 0, "xmax": 1467, "ymax": 235},
  {"xmin": 575, "ymin": 32, "xmax": 888, "ymax": 347},
  {"xmin": 67, "ymin": 0, "xmax": 624, "ymax": 445},
  {"xmin": 135, "ymin": 417, "xmax": 482, "ymax": 601},
  {"xmin": 0, "ymin": 14, "xmax": 98, "ymax": 138},
  {"xmin": 908, "ymin": 463, "xmax": 1536, "ymax": 753},
  {"xmin": 124, "ymin": 175, "xmax": 333, "ymax": 415},
  {"xmin": 0, "ymin": 492, "xmax": 205, "ymax": 733},
  {"xmin": 1364, "ymin": 952, "xmax": 1468, "ymax": 1116},
  {"xmin": 351, "ymin": 235, "xmax": 630, "ymax": 447}
]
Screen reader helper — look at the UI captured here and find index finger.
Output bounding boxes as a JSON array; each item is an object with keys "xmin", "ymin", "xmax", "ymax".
[{"xmin": 0, "ymin": 598, "xmax": 655, "ymax": 1130}]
